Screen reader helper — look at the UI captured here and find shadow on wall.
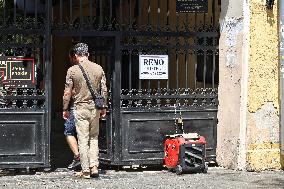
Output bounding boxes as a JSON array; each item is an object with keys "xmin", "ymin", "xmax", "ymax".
[
  {"xmin": 219, "ymin": 0, "xmax": 229, "ymax": 22},
  {"xmin": 281, "ymin": 155, "xmax": 284, "ymax": 169},
  {"xmin": 266, "ymin": 3, "xmax": 276, "ymax": 26}
]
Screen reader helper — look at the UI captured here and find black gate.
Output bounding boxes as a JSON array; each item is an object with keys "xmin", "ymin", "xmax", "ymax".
[
  {"xmin": 0, "ymin": 0, "xmax": 51, "ymax": 168},
  {"xmin": 0, "ymin": 0, "xmax": 219, "ymax": 168}
]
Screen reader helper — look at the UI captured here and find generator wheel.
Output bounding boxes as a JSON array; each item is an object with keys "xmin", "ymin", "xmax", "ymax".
[
  {"xmin": 175, "ymin": 165, "xmax": 183, "ymax": 175},
  {"xmin": 168, "ymin": 168, "xmax": 175, "ymax": 173},
  {"xmin": 203, "ymin": 164, "xmax": 208, "ymax": 173}
]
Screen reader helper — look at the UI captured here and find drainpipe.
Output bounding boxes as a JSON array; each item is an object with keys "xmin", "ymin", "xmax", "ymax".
[{"xmin": 280, "ymin": 0, "xmax": 284, "ymax": 157}]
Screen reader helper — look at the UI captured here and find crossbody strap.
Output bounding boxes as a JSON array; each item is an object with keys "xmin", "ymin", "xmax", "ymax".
[{"xmin": 78, "ymin": 64, "xmax": 98, "ymax": 101}]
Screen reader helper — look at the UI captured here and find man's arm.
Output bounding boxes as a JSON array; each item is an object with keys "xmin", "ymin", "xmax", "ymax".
[
  {"xmin": 63, "ymin": 69, "xmax": 73, "ymax": 119},
  {"xmin": 100, "ymin": 70, "xmax": 108, "ymax": 118},
  {"xmin": 63, "ymin": 89, "xmax": 72, "ymax": 111},
  {"xmin": 101, "ymin": 70, "xmax": 108, "ymax": 106}
]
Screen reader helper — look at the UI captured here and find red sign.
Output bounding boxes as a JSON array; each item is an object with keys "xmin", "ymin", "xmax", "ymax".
[{"xmin": 0, "ymin": 57, "xmax": 36, "ymax": 88}]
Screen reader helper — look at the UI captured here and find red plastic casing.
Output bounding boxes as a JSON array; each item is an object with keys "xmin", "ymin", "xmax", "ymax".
[{"xmin": 164, "ymin": 136, "xmax": 206, "ymax": 169}]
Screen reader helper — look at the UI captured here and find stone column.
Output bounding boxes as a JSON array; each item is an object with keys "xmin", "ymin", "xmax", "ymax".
[
  {"xmin": 217, "ymin": 0, "xmax": 248, "ymax": 170},
  {"xmin": 246, "ymin": 0, "xmax": 280, "ymax": 171}
]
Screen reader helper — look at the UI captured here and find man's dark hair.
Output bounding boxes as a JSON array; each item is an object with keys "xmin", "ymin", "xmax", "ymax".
[{"xmin": 73, "ymin": 43, "xmax": 89, "ymax": 56}]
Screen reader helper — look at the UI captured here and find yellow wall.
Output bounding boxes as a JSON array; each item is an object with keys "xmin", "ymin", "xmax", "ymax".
[
  {"xmin": 247, "ymin": 0, "xmax": 281, "ymax": 170},
  {"xmin": 248, "ymin": 1, "xmax": 279, "ymax": 112}
]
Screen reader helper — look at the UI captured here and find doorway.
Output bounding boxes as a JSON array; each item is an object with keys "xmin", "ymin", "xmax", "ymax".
[{"xmin": 50, "ymin": 35, "xmax": 115, "ymax": 167}]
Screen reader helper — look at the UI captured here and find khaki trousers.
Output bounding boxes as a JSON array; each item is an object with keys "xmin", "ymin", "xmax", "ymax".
[{"xmin": 74, "ymin": 104, "xmax": 100, "ymax": 172}]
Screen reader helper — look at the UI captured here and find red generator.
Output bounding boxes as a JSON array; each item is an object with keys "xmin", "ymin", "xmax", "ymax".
[{"xmin": 164, "ymin": 133, "xmax": 208, "ymax": 174}]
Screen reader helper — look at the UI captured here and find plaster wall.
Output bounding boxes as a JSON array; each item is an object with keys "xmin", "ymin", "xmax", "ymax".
[
  {"xmin": 246, "ymin": 0, "xmax": 281, "ymax": 171},
  {"xmin": 217, "ymin": 0, "xmax": 245, "ymax": 169}
]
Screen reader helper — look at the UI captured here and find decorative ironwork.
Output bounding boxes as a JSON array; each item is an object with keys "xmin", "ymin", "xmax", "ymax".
[
  {"xmin": 0, "ymin": 88, "xmax": 45, "ymax": 109},
  {"xmin": 0, "ymin": 0, "xmax": 46, "ymax": 30},
  {"xmin": 0, "ymin": 1, "xmax": 46, "ymax": 109},
  {"xmin": 121, "ymin": 88, "xmax": 218, "ymax": 108}
]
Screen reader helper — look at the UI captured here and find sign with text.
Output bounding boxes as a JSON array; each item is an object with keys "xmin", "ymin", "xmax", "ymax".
[
  {"xmin": 139, "ymin": 55, "xmax": 168, "ymax": 80},
  {"xmin": 0, "ymin": 57, "xmax": 36, "ymax": 88},
  {"xmin": 176, "ymin": 0, "xmax": 208, "ymax": 13}
]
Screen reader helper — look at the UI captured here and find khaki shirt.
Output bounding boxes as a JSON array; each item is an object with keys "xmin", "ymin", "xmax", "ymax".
[{"xmin": 63, "ymin": 60, "xmax": 107, "ymax": 110}]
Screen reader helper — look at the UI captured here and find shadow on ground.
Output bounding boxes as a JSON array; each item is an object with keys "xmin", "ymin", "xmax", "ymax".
[{"xmin": 50, "ymin": 125, "xmax": 72, "ymax": 170}]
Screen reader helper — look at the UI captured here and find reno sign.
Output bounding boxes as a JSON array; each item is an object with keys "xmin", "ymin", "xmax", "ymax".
[{"xmin": 139, "ymin": 55, "xmax": 168, "ymax": 80}]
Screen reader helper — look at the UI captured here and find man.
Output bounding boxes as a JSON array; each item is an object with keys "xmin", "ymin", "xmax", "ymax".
[
  {"xmin": 63, "ymin": 43, "xmax": 107, "ymax": 179},
  {"xmin": 64, "ymin": 50, "xmax": 80, "ymax": 170}
]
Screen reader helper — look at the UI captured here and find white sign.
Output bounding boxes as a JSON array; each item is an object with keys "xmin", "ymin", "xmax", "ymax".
[{"xmin": 139, "ymin": 55, "xmax": 168, "ymax": 79}]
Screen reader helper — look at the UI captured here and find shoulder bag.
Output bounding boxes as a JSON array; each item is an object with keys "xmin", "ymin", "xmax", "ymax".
[{"xmin": 78, "ymin": 64, "xmax": 105, "ymax": 110}]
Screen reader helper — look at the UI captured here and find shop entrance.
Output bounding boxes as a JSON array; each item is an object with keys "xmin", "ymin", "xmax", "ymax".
[{"xmin": 0, "ymin": 0, "xmax": 220, "ymax": 168}]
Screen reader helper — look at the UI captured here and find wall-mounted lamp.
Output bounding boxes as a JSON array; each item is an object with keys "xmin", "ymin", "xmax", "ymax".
[{"xmin": 266, "ymin": 0, "xmax": 274, "ymax": 9}]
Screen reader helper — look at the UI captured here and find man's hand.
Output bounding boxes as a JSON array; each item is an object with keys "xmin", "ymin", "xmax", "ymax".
[
  {"xmin": 100, "ymin": 109, "xmax": 107, "ymax": 118},
  {"xmin": 63, "ymin": 110, "xmax": 70, "ymax": 120}
]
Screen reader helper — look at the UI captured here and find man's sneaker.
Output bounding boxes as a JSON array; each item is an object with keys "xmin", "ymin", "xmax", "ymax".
[{"xmin": 68, "ymin": 158, "xmax": 81, "ymax": 170}]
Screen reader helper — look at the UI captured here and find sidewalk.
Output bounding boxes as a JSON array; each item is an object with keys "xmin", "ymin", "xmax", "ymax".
[{"xmin": 0, "ymin": 167, "xmax": 283, "ymax": 189}]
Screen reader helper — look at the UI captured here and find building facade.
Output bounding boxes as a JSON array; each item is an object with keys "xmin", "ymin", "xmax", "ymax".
[{"xmin": 0, "ymin": 0, "xmax": 282, "ymax": 171}]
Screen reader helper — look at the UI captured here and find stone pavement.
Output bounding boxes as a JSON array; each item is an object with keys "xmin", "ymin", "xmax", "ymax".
[{"xmin": 0, "ymin": 167, "xmax": 283, "ymax": 189}]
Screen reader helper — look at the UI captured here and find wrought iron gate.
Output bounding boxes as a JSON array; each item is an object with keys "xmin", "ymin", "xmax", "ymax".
[
  {"xmin": 0, "ymin": 0, "xmax": 219, "ymax": 168},
  {"xmin": 51, "ymin": 0, "xmax": 219, "ymax": 165},
  {"xmin": 0, "ymin": 0, "xmax": 51, "ymax": 168}
]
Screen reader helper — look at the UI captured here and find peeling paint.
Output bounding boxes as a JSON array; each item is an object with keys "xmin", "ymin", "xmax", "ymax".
[
  {"xmin": 223, "ymin": 19, "xmax": 243, "ymax": 47},
  {"xmin": 251, "ymin": 102, "xmax": 279, "ymax": 143},
  {"xmin": 247, "ymin": 102, "xmax": 280, "ymax": 170},
  {"xmin": 220, "ymin": 18, "xmax": 243, "ymax": 69},
  {"xmin": 247, "ymin": 103, "xmax": 279, "ymax": 146},
  {"xmin": 225, "ymin": 53, "xmax": 236, "ymax": 68}
]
